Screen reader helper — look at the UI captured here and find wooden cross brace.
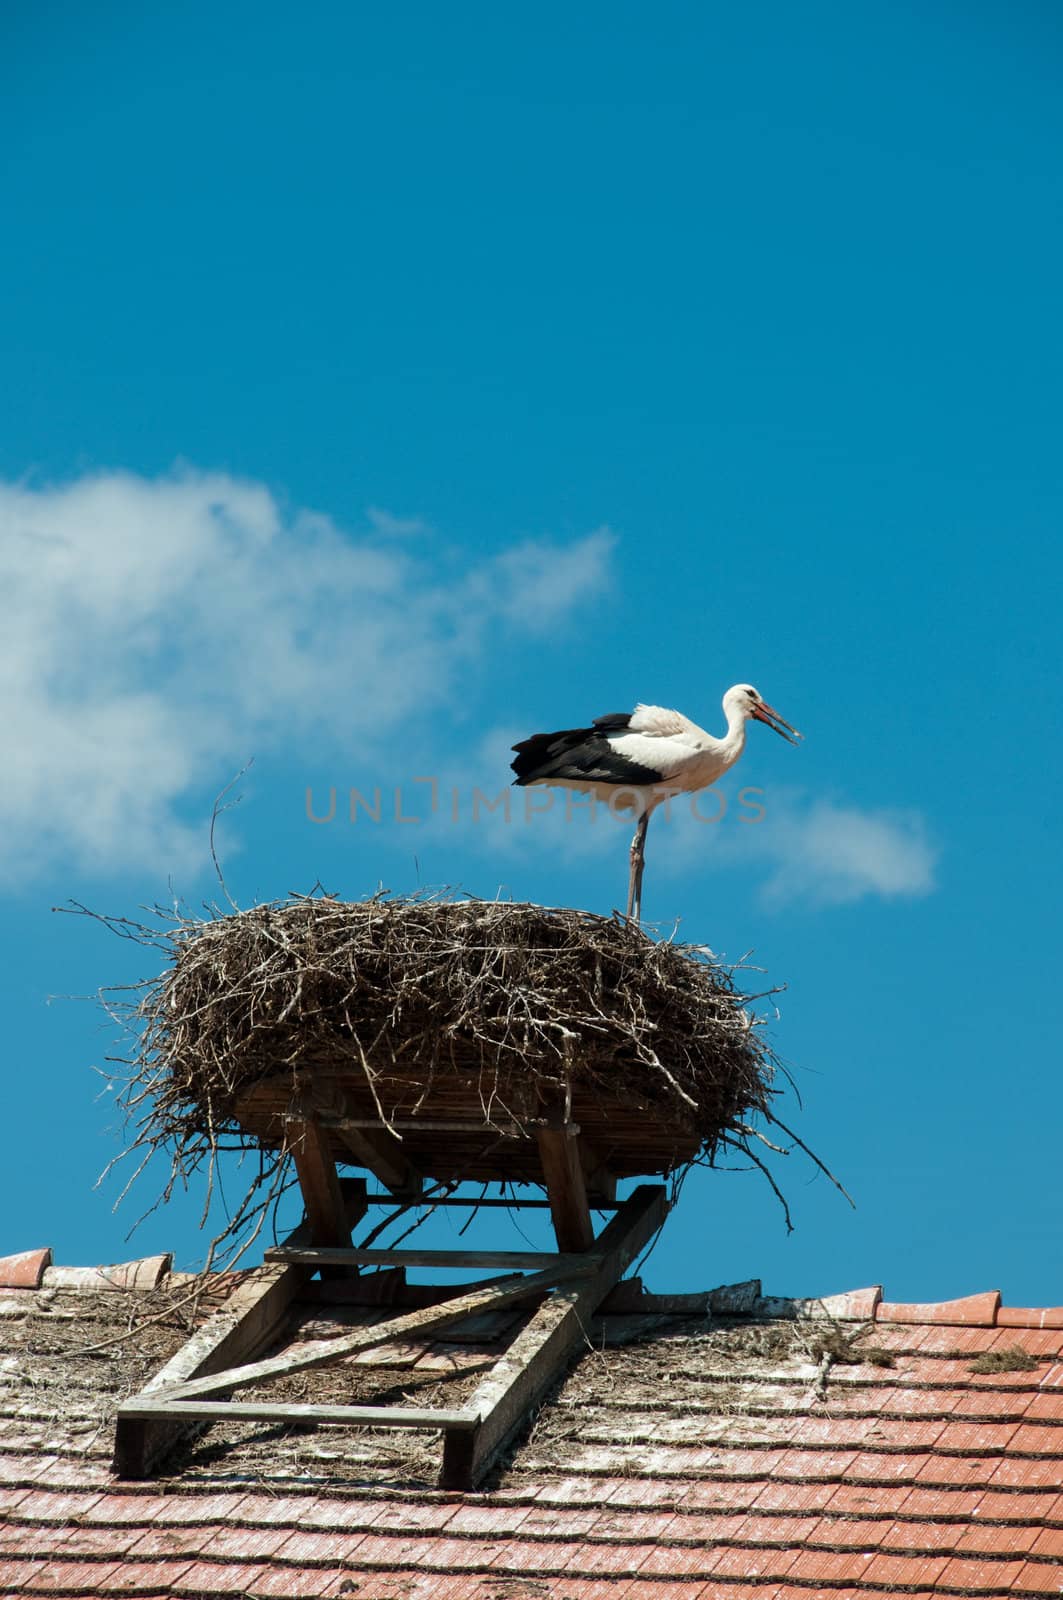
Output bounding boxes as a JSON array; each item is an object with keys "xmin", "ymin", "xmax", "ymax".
[{"xmin": 113, "ymin": 1184, "xmax": 667, "ymax": 1488}]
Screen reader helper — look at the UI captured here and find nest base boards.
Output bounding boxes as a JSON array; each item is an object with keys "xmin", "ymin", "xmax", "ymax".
[
  {"xmin": 233, "ymin": 1071, "xmax": 702, "ymax": 1190},
  {"xmin": 114, "ymin": 1118, "xmax": 670, "ymax": 1490}
]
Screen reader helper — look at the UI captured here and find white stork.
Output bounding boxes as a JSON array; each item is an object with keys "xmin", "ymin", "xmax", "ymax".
[{"xmin": 511, "ymin": 684, "xmax": 802, "ymax": 922}]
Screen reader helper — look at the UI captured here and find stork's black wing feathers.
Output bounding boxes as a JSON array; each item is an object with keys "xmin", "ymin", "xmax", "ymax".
[{"xmin": 510, "ymin": 713, "xmax": 661, "ymax": 788}]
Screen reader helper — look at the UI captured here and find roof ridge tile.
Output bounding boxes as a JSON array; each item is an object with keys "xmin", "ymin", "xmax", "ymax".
[
  {"xmin": 877, "ymin": 1291, "xmax": 1002, "ymax": 1327},
  {"xmin": 0, "ymin": 1249, "xmax": 52, "ymax": 1290}
]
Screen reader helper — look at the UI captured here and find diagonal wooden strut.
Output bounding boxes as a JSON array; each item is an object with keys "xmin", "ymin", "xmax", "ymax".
[
  {"xmin": 440, "ymin": 1182, "xmax": 666, "ymax": 1488},
  {"xmin": 157, "ymin": 1259, "xmax": 596, "ymax": 1403},
  {"xmin": 112, "ymin": 1179, "xmax": 368, "ymax": 1478}
]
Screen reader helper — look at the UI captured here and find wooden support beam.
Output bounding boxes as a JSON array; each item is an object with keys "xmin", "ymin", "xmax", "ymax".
[
  {"xmin": 363, "ymin": 1194, "xmax": 586, "ymax": 1210},
  {"xmin": 440, "ymin": 1183, "xmax": 667, "ymax": 1490},
  {"xmin": 535, "ymin": 1122, "xmax": 595, "ymax": 1252},
  {"xmin": 304, "ymin": 1272, "xmax": 519, "ymax": 1308},
  {"xmin": 287, "ymin": 1117, "xmax": 355, "ymax": 1248},
  {"xmin": 159, "ymin": 1260, "xmax": 590, "ymax": 1403},
  {"xmin": 334, "ymin": 1122, "xmax": 422, "ymax": 1198},
  {"xmin": 578, "ymin": 1136, "xmax": 617, "ymax": 1205},
  {"xmin": 113, "ymin": 1182, "xmax": 366, "ymax": 1479},
  {"xmin": 264, "ymin": 1246, "xmax": 602, "ymax": 1272},
  {"xmin": 122, "ymin": 1400, "xmax": 478, "ymax": 1431},
  {"xmin": 114, "ymin": 1263, "xmax": 303, "ymax": 1477}
]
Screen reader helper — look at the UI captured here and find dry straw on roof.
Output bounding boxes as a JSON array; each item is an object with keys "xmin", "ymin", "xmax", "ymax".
[{"xmin": 78, "ymin": 891, "xmax": 839, "ymax": 1262}]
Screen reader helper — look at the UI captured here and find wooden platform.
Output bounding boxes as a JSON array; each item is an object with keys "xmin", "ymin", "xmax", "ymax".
[{"xmin": 234, "ymin": 1066, "xmax": 701, "ymax": 1193}]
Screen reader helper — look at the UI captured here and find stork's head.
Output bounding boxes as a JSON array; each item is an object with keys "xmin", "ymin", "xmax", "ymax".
[{"xmin": 726, "ymin": 684, "xmax": 803, "ymax": 744}]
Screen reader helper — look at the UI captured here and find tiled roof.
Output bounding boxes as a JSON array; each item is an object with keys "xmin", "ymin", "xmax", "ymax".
[{"xmin": 1, "ymin": 1249, "xmax": 1061, "ymax": 1597}]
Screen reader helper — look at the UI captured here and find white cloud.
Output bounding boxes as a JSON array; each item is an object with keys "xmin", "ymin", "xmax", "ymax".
[
  {"xmin": 366, "ymin": 506, "xmax": 429, "ymax": 538},
  {"xmin": 468, "ymin": 528, "xmax": 616, "ymax": 632},
  {"xmin": 0, "ymin": 467, "xmax": 614, "ymax": 883},
  {"xmin": 641, "ymin": 788, "xmax": 937, "ymax": 908},
  {"xmin": 753, "ymin": 797, "xmax": 937, "ymax": 906}
]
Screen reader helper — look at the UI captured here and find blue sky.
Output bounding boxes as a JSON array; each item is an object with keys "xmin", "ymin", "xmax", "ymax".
[{"xmin": 2, "ymin": 1, "xmax": 1061, "ymax": 1306}]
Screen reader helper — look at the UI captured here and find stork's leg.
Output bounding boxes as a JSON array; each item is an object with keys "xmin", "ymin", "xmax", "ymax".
[{"xmin": 627, "ymin": 809, "xmax": 651, "ymax": 922}]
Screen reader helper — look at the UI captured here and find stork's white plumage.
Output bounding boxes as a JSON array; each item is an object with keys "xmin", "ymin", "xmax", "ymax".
[{"xmin": 511, "ymin": 684, "xmax": 802, "ymax": 921}]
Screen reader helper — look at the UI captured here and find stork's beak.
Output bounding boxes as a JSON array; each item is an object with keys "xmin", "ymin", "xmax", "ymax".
[{"xmin": 751, "ymin": 701, "xmax": 803, "ymax": 745}]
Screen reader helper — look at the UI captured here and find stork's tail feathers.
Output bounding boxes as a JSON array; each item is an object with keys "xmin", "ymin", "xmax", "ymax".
[{"xmin": 510, "ymin": 728, "xmax": 591, "ymax": 785}]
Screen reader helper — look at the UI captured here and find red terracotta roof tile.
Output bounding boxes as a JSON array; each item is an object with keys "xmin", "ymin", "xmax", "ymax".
[
  {"xmin": 936, "ymin": 1418, "xmax": 1020, "ymax": 1452},
  {"xmin": 44, "ymin": 1254, "xmax": 172, "ymax": 1292},
  {"xmin": 1013, "ymin": 1562, "xmax": 1063, "ymax": 1595},
  {"xmin": 752, "ymin": 1480, "xmax": 839, "ymax": 1513},
  {"xmin": 0, "ymin": 1560, "xmax": 48, "ymax": 1591},
  {"xmin": 772, "ymin": 1447, "xmax": 859, "ymax": 1480},
  {"xmin": 0, "ymin": 1453, "xmax": 60, "ymax": 1487},
  {"xmin": 956, "ymin": 1520, "xmax": 1043, "ymax": 1555},
  {"xmin": 272, "ymin": 1528, "xmax": 370, "ymax": 1565},
  {"xmin": 46, "ymin": 1524, "xmax": 143, "ymax": 1559},
  {"xmin": 635, "ymin": 1543, "xmax": 721, "ymax": 1578},
  {"xmin": 557, "ymin": 1583, "xmax": 636, "ymax": 1600},
  {"xmin": 826, "ymin": 1382, "xmax": 957, "ymax": 1418},
  {"xmin": 208, "ymin": 1492, "xmax": 326, "ymax": 1526},
  {"xmin": 705, "ymin": 1542, "xmax": 796, "ymax": 1580},
  {"xmin": 153, "ymin": 1491, "xmax": 255, "ymax": 1524},
  {"xmin": 170, "ymin": 1559, "xmax": 266, "ymax": 1593},
  {"xmin": 241, "ymin": 1569, "xmax": 356, "ymax": 1598},
  {"xmin": 85, "ymin": 1492, "xmax": 183, "ymax": 1527},
  {"xmin": 861, "ymin": 1550, "xmax": 951, "ymax": 1586},
  {"xmin": 678, "ymin": 1479, "xmax": 762, "ymax": 1512},
  {"xmin": 974, "ymin": 1488, "xmax": 1061, "ymax": 1520},
  {"xmin": 783, "ymin": 1546, "xmax": 877, "ymax": 1583},
  {"xmin": 5, "ymin": 1272, "xmax": 1063, "ymax": 1598},
  {"xmin": 0, "ymin": 1249, "xmax": 52, "ymax": 1290},
  {"xmin": 5, "ymin": 1489, "xmax": 103, "ymax": 1522},
  {"xmin": 937, "ymin": 1553, "xmax": 1028, "ymax": 1589},
  {"xmin": 29, "ymin": 1556, "xmax": 134, "ymax": 1590},
  {"xmin": 604, "ymin": 1477, "xmax": 687, "ymax": 1506},
  {"xmin": 518, "ymin": 1505, "xmax": 603, "ymax": 1538},
  {"xmin": 915, "ymin": 1449, "xmax": 999, "ymax": 1484},
  {"xmin": 367, "ymin": 1498, "xmax": 455, "ymax": 1533},
  {"xmin": 989, "ymin": 1327, "xmax": 1063, "ymax": 1357},
  {"xmin": 991, "ymin": 1454, "xmax": 1063, "ymax": 1489},
  {"xmin": 1012, "ymin": 1422, "xmax": 1063, "ymax": 1454},
  {"xmin": 847, "ymin": 1449, "xmax": 932, "ymax": 1483},
  {"xmin": 877, "ymin": 1291, "xmax": 1001, "ymax": 1327},
  {"xmin": 444, "ymin": 1501, "xmax": 529, "ymax": 1536},
  {"xmin": 811, "ymin": 1516, "xmax": 896, "ymax": 1550},
  {"xmin": 1025, "ymin": 1392, "xmax": 1063, "ymax": 1421},
  {"xmin": 911, "ymin": 1325, "xmax": 1005, "ymax": 1354},
  {"xmin": 890, "ymin": 1484, "xmax": 987, "ymax": 1518},
  {"xmin": 579, "ymin": 1539, "xmax": 658, "ymax": 1576},
  {"xmin": 880, "ymin": 1517, "xmax": 970, "ymax": 1554},
  {"xmin": 998, "ymin": 1306, "xmax": 1063, "ymax": 1330},
  {"xmin": 956, "ymin": 1385, "xmax": 1035, "ymax": 1418},
  {"xmin": 128, "ymin": 1522, "xmax": 293, "ymax": 1562},
  {"xmin": 1031, "ymin": 1526, "xmax": 1063, "ymax": 1558},
  {"xmin": 486, "ymin": 1536, "xmax": 578, "ymax": 1573},
  {"xmin": 530, "ymin": 1474, "xmax": 607, "ymax": 1503},
  {"xmin": 589, "ymin": 1509, "xmax": 677, "ymax": 1541},
  {"xmin": 722, "ymin": 1513, "xmax": 812, "ymax": 1547},
  {"xmin": 624, "ymin": 1583, "xmax": 713, "ymax": 1600}
]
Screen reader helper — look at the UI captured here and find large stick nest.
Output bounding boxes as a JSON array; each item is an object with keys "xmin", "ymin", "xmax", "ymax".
[
  {"xmin": 81, "ymin": 891, "xmax": 839, "ymax": 1262},
  {"xmin": 157, "ymin": 895, "xmax": 775, "ymax": 1148}
]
